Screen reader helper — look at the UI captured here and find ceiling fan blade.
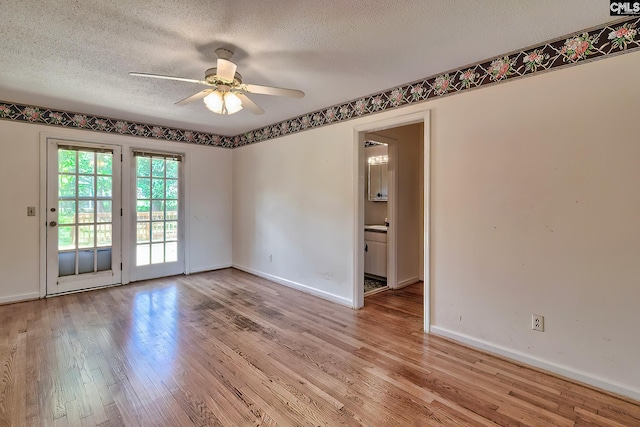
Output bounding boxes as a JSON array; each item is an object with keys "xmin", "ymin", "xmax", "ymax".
[
  {"xmin": 235, "ymin": 92, "xmax": 265, "ymax": 115},
  {"xmin": 243, "ymin": 84, "xmax": 305, "ymax": 98},
  {"xmin": 129, "ymin": 72, "xmax": 207, "ymax": 85},
  {"xmin": 216, "ymin": 59, "xmax": 237, "ymax": 82},
  {"xmin": 174, "ymin": 89, "xmax": 214, "ymax": 106}
]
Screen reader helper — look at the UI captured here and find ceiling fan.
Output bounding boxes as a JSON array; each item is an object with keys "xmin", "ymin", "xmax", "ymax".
[{"xmin": 129, "ymin": 48, "xmax": 305, "ymax": 115}]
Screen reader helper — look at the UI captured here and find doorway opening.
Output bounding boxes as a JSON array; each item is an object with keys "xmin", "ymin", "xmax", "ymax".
[
  {"xmin": 363, "ymin": 136, "xmax": 392, "ymax": 297},
  {"xmin": 354, "ymin": 110, "xmax": 430, "ymax": 331}
]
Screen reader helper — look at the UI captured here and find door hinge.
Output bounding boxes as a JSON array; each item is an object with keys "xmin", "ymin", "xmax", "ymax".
[
  {"xmin": 120, "ymin": 262, "xmax": 123, "ymax": 270},
  {"xmin": 121, "ymin": 153, "xmax": 123, "ymax": 161},
  {"xmin": 120, "ymin": 208, "xmax": 123, "ymax": 216}
]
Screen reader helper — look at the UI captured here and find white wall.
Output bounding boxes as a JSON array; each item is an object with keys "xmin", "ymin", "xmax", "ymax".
[
  {"xmin": 232, "ymin": 51, "xmax": 640, "ymax": 399},
  {"xmin": 0, "ymin": 120, "xmax": 232, "ymax": 303},
  {"xmin": 186, "ymin": 147, "xmax": 233, "ymax": 273},
  {"xmin": 232, "ymin": 133, "xmax": 354, "ymax": 305},
  {"xmin": 0, "ymin": 121, "xmax": 41, "ymax": 303},
  {"xmin": 428, "ymin": 51, "xmax": 640, "ymax": 399}
]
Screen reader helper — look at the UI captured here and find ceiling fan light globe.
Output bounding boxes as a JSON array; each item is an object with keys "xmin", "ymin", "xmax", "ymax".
[
  {"xmin": 224, "ymin": 92, "xmax": 243, "ymax": 114},
  {"xmin": 203, "ymin": 91, "xmax": 224, "ymax": 114},
  {"xmin": 203, "ymin": 91, "xmax": 243, "ymax": 115}
]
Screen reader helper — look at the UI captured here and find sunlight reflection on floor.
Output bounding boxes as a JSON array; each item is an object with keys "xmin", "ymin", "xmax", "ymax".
[{"xmin": 128, "ymin": 285, "xmax": 178, "ymax": 379}]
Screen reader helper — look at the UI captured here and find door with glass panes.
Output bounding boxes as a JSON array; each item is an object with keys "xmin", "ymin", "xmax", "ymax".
[
  {"xmin": 46, "ymin": 140, "xmax": 122, "ymax": 295},
  {"xmin": 130, "ymin": 151, "xmax": 184, "ymax": 281}
]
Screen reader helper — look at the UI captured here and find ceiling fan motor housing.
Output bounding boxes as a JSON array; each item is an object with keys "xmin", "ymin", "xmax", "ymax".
[{"xmin": 205, "ymin": 68, "xmax": 243, "ymax": 86}]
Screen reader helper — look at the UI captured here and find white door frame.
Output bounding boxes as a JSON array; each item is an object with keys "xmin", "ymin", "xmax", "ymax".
[
  {"xmin": 42, "ymin": 137, "xmax": 123, "ymax": 296},
  {"xmin": 128, "ymin": 149, "xmax": 186, "ymax": 282},
  {"xmin": 353, "ymin": 110, "xmax": 431, "ymax": 332}
]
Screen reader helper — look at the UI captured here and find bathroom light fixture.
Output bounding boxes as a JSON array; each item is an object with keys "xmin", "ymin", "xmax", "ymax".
[
  {"xmin": 368, "ymin": 155, "xmax": 388, "ymax": 165},
  {"xmin": 203, "ymin": 90, "xmax": 243, "ymax": 115}
]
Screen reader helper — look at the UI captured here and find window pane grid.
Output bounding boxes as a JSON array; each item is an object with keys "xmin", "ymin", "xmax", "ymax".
[
  {"xmin": 58, "ymin": 147, "xmax": 113, "ymax": 275},
  {"xmin": 136, "ymin": 155, "xmax": 179, "ymax": 266}
]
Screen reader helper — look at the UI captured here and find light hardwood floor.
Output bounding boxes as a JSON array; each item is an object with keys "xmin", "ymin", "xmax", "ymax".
[{"xmin": 0, "ymin": 269, "xmax": 638, "ymax": 426}]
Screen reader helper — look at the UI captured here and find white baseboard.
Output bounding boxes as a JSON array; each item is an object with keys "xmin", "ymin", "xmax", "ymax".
[
  {"xmin": 188, "ymin": 263, "xmax": 232, "ymax": 275},
  {"xmin": 430, "ymin": 325, "xmax": 640, "ymax": 401},
  {"xmin": 396, "ymin": 276, "xmax": 420, "ymax": 289},
  {"xmin": 0, "ymin": 292, "xmax": 40, "ymax": 305},
  {"xmin": 232, "ymin": 264, "xmax": 352, "ymax": 307}
]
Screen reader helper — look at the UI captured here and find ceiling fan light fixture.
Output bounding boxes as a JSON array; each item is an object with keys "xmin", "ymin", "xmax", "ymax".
[
  {"xmin": 203, "ymin": 91, "xmax": 223, "ymax": 113},
  {"xmin": 203, "ymin": 91, "xmax": 243, "ymax": 115},
  {"xmin": 224, "ymin": 92, "xmax": 243, "ymax": 114}
]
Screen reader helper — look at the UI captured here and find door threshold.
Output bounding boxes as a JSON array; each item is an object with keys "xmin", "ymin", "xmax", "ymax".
[
  {"xmin": 365, "ymin": 286, "xmax": 389, "ymax": 297},
  {"xmin": 46, "ymin": 282, "xmax": 124, "ymax": 298}
]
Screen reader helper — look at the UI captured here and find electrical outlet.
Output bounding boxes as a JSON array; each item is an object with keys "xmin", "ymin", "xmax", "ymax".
[
  {"xmin": 268, "ymin": 254, "xmax": 272, "ymax": 262},
  {"xmin": 27, "ymin": 206, "xmax": 36, "ymax": 216},
  {"xmin": 532, "ymin": 314, "xmax": 544, "ymax": 332}
]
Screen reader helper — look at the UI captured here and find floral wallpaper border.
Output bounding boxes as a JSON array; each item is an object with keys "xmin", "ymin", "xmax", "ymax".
[
  {"xmin": 0, "ymin": 103, "xmax": 236, "ymax": 148},
  {"xmin": 1, "ymin": 17, "xmax": 638, "ymax": 149}
]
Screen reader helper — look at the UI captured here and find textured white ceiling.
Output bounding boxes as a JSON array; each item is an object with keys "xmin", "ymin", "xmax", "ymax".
[{"xmin": 0, "ymin": 1, "xmax": 613, "ymax": 136}]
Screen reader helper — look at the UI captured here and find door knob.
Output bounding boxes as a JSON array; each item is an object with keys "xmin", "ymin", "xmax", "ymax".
[{"xmin": 49, "ymin": 221, "xmax": 57, "ymax": 227}]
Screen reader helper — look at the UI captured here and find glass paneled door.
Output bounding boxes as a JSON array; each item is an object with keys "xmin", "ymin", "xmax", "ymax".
[
  {"xmin": 46, "ymin": 140, "xmax": 122, "ymax": 295},
  {"xmin": 130, "ymin": 151, "xmax": 184, "ymax": 281}
]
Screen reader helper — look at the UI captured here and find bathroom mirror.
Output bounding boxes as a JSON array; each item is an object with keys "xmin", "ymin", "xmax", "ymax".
[{"xmin": 368, "ymin": 162, "xmax": 388, "ymax": 201}]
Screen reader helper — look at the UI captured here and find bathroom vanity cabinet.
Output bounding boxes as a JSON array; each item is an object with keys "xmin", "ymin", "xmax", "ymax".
[{"xmin": 364, "ymin": 230, "xmax": 387, "ymax": 278}]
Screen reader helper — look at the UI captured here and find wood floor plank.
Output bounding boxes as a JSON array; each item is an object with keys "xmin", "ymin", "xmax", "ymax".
[
  {"xmin": 0, "ymin": 342, "xmax": 18, "ymax": 426},
  {"xmin": 0, "ymin": 268, "xmax": 638, "ymax": 426}
]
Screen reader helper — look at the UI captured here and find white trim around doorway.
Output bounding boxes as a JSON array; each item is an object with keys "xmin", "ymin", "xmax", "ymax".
[{"xmin": 353, "ymin": 109, "xmax": 431, "ymax": 333}]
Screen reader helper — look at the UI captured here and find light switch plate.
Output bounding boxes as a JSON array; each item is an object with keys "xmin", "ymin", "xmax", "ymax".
[{"xmin": 27, "ymin": 206, "xmax": 36, "ymax": 216}]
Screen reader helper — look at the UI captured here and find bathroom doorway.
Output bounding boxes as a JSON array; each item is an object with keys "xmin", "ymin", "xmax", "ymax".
[
  {"xmin": 363, "ymin": 136, "xmax": 392, "ymax": 296},
  {"xmin": 353, "ymin": 110, "xmax": 430, "ymax": 331}
]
